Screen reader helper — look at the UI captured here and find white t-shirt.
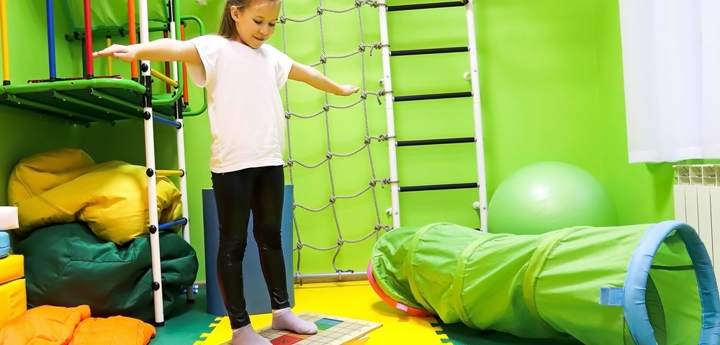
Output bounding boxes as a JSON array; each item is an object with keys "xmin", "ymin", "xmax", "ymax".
[{"xmin": 186, "ymin": 34, "xmax": 293, "ymax": 173}]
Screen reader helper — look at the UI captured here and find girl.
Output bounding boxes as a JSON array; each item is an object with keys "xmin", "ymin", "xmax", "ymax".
[{"xmin": 94, "ymin": 0, "xmax": 359, "ymax": 344}]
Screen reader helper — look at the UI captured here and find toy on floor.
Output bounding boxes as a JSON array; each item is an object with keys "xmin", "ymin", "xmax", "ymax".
[
  {"xmin": 368, "ymin": 221, "xmax": 720, "ymax": 345},
  {"xmin": 198, "ymin": 312, "xmax": 381, "ymax": 345}
]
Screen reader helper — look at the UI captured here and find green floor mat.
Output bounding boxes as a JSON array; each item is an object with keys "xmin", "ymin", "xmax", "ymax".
[
  {"xmin": 151, "ymin": 288, "xmax": 217, "ymax": 345},
  {"xmin": 433, "ymin": 319, "xmax": 585, "ymax": 345}
]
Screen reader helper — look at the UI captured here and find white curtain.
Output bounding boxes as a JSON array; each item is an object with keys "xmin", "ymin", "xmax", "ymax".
[{"xmin": 619, "ymin": 0, "xmax": 720, "ymax": 163}]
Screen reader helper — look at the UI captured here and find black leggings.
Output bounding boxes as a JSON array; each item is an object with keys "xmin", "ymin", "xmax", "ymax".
[{"xmin": 211, "ymin": 165, "xmax": 290, "ymax": 329}]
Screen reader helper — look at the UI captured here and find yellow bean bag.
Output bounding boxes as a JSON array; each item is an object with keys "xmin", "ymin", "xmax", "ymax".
[{"xmin": 7, "ymin": 148, "xmax": 183, "ymax": 245}]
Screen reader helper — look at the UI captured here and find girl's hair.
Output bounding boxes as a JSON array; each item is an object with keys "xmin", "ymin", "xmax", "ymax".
[{"xmin": 218, "ymin": 0, "xmax": 282, "ymax": 39}]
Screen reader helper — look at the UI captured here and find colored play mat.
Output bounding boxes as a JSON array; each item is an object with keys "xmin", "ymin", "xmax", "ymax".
[
  {"xmin": 195, "ymin": 312, "xmax": 381, "ymax": 345},
  {"xmin": 151, "ymin": 282, "xmax": 585, "ymax": 345}
]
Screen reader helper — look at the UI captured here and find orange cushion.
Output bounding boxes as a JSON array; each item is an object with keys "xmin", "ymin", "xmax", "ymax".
[
  {"xmin": 0, "ymin": 304, "xmax": 90, "ymax": 345},
  {"xmin": 69, "ymin": 316, "xmax": 156, "ymax": 345}
]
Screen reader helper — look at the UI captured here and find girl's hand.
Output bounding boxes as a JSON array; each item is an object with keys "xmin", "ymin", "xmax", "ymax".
[
  {"xmin": 92, "ymin": 44, "xmax": 138, "ymax": 62},
  {"xmin": 335, "ymin": 85, "xmax": 359, "ymax": 96}
]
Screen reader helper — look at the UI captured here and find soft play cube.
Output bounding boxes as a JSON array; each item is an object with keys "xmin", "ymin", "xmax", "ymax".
[{"xmin": 0, "ymin": 254, "xmax": 27, "ymax": 330}]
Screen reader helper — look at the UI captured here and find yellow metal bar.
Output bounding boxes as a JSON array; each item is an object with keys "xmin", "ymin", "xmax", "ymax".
[
  {"xmin": 106, "ymin": 36, "xmax": 112, "ymax": 75},
  {"xmin": 157, "ymin": 169, "xmax": 184, "ymax": 177},
  {"xmin": 151, "ymin": 68, "xmax": 178, "ymax": 88},
  {"xmin": 1, "ymin": 0, "xmax": 10, "ymax": 83}
]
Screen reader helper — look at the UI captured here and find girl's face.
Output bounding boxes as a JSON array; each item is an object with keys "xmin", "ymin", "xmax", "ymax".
[{"xmin": 231, "ymin": 1, "xmax": 281, "ymax": 49}]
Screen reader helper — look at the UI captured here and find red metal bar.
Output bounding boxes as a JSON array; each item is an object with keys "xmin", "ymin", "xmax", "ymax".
[
  {"xmin": 181, "ymin": 23, "xmax": 189, "ymax": 105},
  {"xmin": 128, "ymin": 0, "xmax": 138, "ymax": 80},
  {"xmin": 83, "ymin": 0, "xmax": 93, "ymax": 78}
]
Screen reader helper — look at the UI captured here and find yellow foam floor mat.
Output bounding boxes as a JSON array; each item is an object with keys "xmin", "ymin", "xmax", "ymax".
[{"xmin": 194, "ymin": 281, "xmax": 447, "ymax": 345}]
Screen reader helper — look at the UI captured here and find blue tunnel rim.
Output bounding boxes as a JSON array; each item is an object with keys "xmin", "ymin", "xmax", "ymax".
[{"xmin": 624, "ymin": 220, "xmax": 720, "ymax": 345}]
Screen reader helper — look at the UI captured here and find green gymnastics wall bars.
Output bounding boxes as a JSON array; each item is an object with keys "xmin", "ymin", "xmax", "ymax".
[
  {"xmin": 368, "ymin": 221, "xmax": 720, "ymax": 345},
  {"xmin": 0, "ymin": 0, "xmax": 206, "ymax": 126}
]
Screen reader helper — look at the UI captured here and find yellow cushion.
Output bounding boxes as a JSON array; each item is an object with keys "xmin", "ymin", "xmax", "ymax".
[
  {"xmin": 7, "ymin": 148, "xmax": 183, "ymax": 245},
  {"xmin": 0, "ymin": 254, "xmax": 23, "ymax": 285},
  {"xmin": 0, "ymin": 279, "xmax": 27, "ymax": 331}
]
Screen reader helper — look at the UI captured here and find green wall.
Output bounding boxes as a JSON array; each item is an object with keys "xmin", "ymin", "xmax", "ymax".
[{"xmin": 1, "ymin": 0, "xmax": 676, "ymax": 283}]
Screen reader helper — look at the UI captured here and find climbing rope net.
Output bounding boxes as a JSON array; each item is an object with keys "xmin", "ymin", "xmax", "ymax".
[{"xmin": 279, "ymin": 0, "xmax": 393, "ymax": 280}]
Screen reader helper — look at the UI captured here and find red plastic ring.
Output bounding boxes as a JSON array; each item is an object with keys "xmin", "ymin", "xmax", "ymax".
[{"xmin": 366, "ymin": 260, "xmax": 434, "ymax": 317}]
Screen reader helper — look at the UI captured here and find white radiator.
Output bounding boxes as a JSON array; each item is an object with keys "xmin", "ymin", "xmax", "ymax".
[{"xmin": 673, "ymin": 164, "xmax": 720, "ymax": 272}]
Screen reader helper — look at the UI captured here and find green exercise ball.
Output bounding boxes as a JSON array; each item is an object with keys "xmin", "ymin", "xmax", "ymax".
[{"xmin": 487, "ymin": 161, "xmax": 618, "ymax": 235}]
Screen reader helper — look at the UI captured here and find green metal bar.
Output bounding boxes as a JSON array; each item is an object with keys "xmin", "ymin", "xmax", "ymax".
[
  {"xmin": 179, "ymin": 14, "xmax": 207, "ymax": 116},
  {"xmin": 64, "ymin": 24, "xmax": 170, "ymax": 42},
  {"xmin": 182, "ymin": 88, "xmax": 207, "ymax": 116},
  {"xmin": 180, "ymin": 15, "xmax": 205, "ymax": 35},
  {"xmin": 1, "ymin": 94, "xmax": 95, "ymax": 126},
  {"xmin": 51, "ymin": 90, "xmax": 134, "ymax": 121},
  {"xmin": 1, "ymin": 78, "xmax": 145, "ymax": 95},
  {"xmin": 174, "ymin": 0, "xmax": 182, "ymax": 95},
  {"xmin": 87, "ymin": 88, "xmax": 143, "ymax": 112}
]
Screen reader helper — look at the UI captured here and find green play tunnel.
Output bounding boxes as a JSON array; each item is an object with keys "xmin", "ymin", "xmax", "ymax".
[{"xmin": 368, "ymin": 221, "xmax": 720, "ymax": 345}]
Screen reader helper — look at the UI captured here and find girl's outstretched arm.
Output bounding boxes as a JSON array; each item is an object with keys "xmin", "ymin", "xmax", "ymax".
[
  {"xmin": 92, "ymin": 38, "xmax": 201, "ymax": 64},
  {"xmin": 288, "ymin": 62, "xmax": 359, "ymax": 96}
]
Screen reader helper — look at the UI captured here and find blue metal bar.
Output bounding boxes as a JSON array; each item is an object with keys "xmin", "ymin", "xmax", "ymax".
[
  {"xmin": 159, "ymin": 217, "xmax": 187, "ymax": 231},
  {"xmin": 153, "ymin": 114, "xmax": 182, "ymax": 129},
  {"xmin": 46, "ymin": 0, "xmax": 56, "ymax": 80}
]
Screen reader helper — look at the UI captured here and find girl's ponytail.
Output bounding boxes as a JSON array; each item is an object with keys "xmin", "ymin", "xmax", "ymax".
[
  {"xmin": 218, "ymin": 0, "xmax": 246, "ymax": 39},
  {"xmin": 218, "ymin": 0, "xmax": 283, "ymax": 39}
]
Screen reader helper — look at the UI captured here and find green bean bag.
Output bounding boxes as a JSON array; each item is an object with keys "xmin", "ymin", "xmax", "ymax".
[{"xmin": 13, "ymin": 222, "xmax": 198, "ymax": 323}]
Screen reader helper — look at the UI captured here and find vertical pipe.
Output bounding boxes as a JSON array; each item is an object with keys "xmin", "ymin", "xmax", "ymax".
[
  {"xmin": 163, "ymin": 30, "xmax": 170, "ymax": 93},
  {"xmin": 106, "ymin": 35, "xmax": 113, "ymax": 76},
  {"xmin": 139, "ymin": 0, "xmax": 164, "ymax": 326},
  {"xmin": 128, "ymin": 0, "xmax": 138, "ymax": 80},
  {"xmin": 0, "ymin": 0, "xmax": 10, "ymax": 85},
  {"xmin": 168, "ymin": 0, "xmax": 179, "ymax": 82},
  {"xmin": 170, "ymin": 0, "xmax": 193, "ymax": 303},
  {"xmin": 83, "ymin": 0, "xmax": 93, "ymax": 78},
  {"xmin": 80, "ymin": 38, "xmax": 87, "ymax": 77},
  {"xmin": 377, "ymin": 0, "xmax": 401, "ymax": 229},
  {"xmin": 181, "ymin": 22, "xmax": 189, "ymax": 105},
  {"xmin": 46, "ymin": 0, "xmax": 57, "ymax": 81},
  {"xmin": 465, "ymin": 0, "xmax": 488, "ymax": 232}
]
